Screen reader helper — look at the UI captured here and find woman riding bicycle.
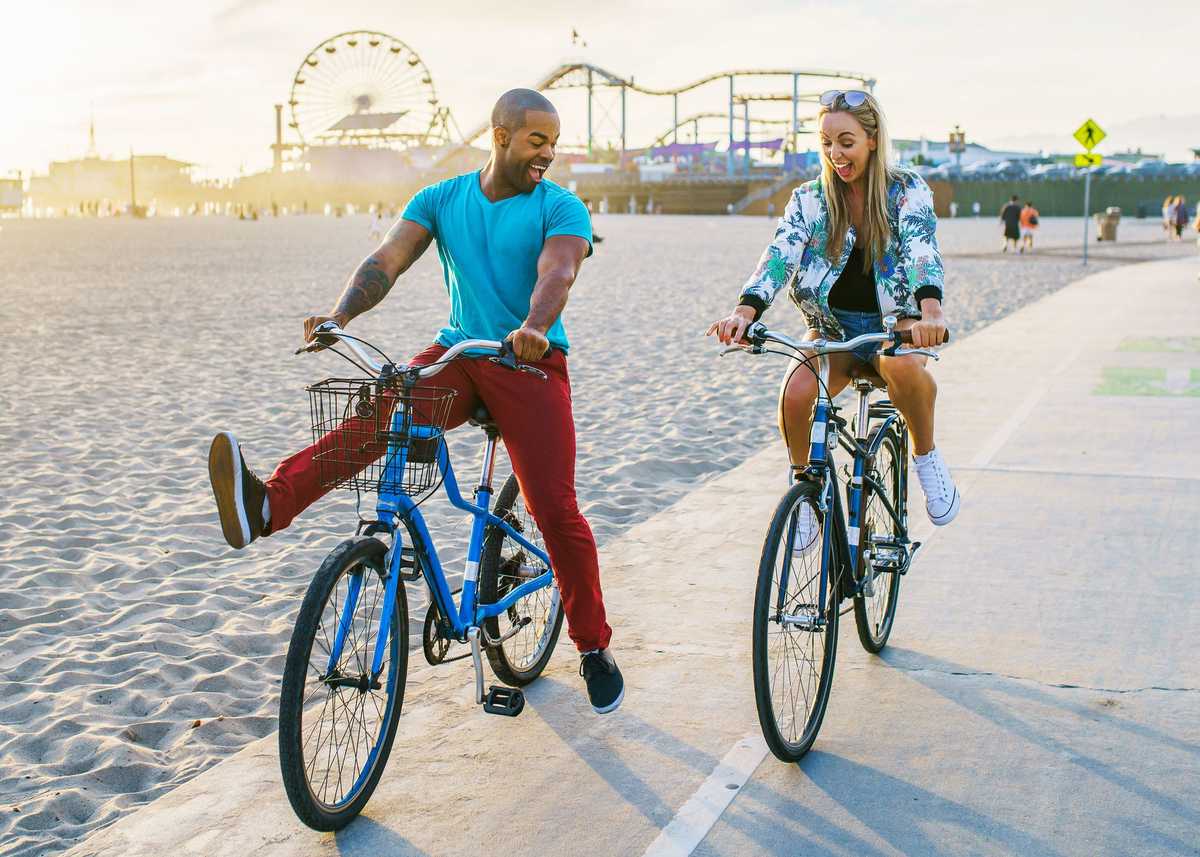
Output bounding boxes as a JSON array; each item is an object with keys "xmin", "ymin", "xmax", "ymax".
[{"xmin": 708, "ymin": 89, "xmax": 960, "ymax": 528}]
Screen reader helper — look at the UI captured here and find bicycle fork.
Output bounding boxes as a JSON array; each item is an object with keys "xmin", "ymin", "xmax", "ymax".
[{"xmin": 323, "ymin": 541, "xmax": 407, "ymax": 687}]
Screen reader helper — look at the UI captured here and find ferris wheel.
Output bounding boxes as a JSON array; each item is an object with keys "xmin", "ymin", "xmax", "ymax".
[{"xmin": 288, "ymin": 31, "xmax": 446, "ymax": 147}]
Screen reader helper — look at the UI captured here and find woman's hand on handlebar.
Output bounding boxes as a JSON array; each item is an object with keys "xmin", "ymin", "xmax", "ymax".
[
  {"xmin": 706, "ymin": 305, "xmax": 757, "ymax": 345},
  {"xmin": 908, "ymin": 302, "xmax": 948, "ymax": 348}
]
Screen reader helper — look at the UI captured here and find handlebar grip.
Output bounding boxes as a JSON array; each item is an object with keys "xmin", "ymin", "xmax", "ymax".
[{"xmin": 895, "ymin": 328, "xmax": 950, "ymax": 345}]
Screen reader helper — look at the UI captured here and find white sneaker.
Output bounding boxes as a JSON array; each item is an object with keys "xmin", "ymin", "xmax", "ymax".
[
  {"xmin": 792, "ymin": 502, "xmax": 820, "ymax": 555},
  {"xmin": 914, "ymin": 447, "xmax": 961, "ymax": 526}
]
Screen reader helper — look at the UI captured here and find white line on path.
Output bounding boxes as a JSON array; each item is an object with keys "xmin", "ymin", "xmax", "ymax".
[
  {"xmin": 641, "ymin": 735, "xmax": 769, "ymax": 857},
  {"xmin": 642, "ymin": 332, "xmax": 1100, "ymax": 856}
]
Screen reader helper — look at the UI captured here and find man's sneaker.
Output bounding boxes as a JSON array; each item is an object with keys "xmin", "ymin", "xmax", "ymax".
[
  {"xmin": 579, "ymin": 649, "xmax": 624, "ymax": 714},
  {"xmin": 913, "ymin": 447, "xmax": 960, "ymax": 526},
  {"xmin": 208, "ymin": 432, "xmax": 267, "ymax": 549},
  {"xmin": 792, "ymin": 502, "xmax": 820, "ymax": 556}
]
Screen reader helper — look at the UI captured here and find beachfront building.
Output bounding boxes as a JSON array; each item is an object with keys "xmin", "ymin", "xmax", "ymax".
[
  {"xmin": 0, "ymin": 177, "xmax": 22, "ymax": 214},
  {"xmin": 892, "ymin": 138, "xmax": 1040, "ymax": 169},
  {"xmin": 28, "ymin": 152, "xmax": 195, "ymax": 216}
]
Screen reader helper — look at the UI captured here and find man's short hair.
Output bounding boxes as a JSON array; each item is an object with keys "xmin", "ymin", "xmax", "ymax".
[{"xmin": 491, "ymin": 89, "xmax": 557, "ymax": 132}]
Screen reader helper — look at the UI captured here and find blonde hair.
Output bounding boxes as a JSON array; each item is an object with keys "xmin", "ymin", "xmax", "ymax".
[{"xmin": 817, "ymin": 91, "xmax": 900, "ymax": 272}]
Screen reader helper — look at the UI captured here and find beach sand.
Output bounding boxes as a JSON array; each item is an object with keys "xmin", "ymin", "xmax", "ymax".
[{"xmin": 0, "ymin": 212, "xmax": 1192, "ymax": 856}]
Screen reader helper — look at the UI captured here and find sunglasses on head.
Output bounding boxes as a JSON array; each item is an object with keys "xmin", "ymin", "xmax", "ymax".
[{"xmin": 819, "ymin": 89, "xmax": 869, "ymax": 108}]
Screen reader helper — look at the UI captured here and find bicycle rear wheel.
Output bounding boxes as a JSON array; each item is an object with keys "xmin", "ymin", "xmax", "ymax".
[
  {"xmin": 752, "ymin": 480, "xmax": 840, "ymax": 762},
  {"xmin": 479, "ymin": 474, "xmax": 564, "ymax": 685},
  {"xmin": 278, "ymin": 536, "xmax": 407, "ymax": 830},
  {"xmin": 854, "ymin": 426, "xmax": 903, "ymax": 653}
]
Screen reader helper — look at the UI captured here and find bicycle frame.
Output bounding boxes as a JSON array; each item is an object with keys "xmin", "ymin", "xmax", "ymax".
[
  {"xmin": 778, "ymin": 353, "xmax": 911, "ymax": 621},
  {"xmin": 324, "ymin": 409, "xmax": 556, "ymax": 682}
]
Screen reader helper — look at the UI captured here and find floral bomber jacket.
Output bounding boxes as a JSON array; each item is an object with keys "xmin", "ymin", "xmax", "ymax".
[{"xmin": 738, "ymin": 170, "xmax": 945, "ymax": 339}]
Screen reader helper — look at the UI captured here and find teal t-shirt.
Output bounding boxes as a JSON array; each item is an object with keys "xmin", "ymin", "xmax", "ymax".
[{"xmin": 401, "ymin": 171, "xmax": 592, "ymax": 354}]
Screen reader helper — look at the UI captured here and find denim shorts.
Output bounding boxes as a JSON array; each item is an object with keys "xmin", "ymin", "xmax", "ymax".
[{"xmin": 830, "ymin": 308, "xmax": 883, "ymax": 365}]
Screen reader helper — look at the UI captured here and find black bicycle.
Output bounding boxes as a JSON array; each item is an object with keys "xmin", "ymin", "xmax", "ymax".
[{"xmin": 722, "ymin": 315, "xmax": 946, "ymax": 761}]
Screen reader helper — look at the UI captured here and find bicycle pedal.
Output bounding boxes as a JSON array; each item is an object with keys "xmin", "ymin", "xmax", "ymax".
[{"xmin": 483, "ymin": 685, "xmax": 525, "ymax": 717}]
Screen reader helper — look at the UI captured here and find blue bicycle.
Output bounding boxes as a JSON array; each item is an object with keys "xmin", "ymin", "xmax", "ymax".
[
  {"xmin": 723, "ymin": 315, "xmax": 946, "ymax": 761},
  {"xmin": 277, "ymin": 324, "xmax": 563, "ymax": 830}
]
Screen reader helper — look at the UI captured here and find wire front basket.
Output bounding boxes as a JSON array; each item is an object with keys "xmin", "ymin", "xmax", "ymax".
[{"xmin": 306, "ymin": 378, "xmax": 457, "ymax": 497}]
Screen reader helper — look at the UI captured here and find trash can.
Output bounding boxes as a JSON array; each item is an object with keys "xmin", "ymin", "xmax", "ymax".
[{"xmin": 1095, "ymin": 206, "xmax": 1121, "ymax": 241}]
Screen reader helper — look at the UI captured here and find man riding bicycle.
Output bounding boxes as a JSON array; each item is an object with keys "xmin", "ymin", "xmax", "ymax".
[{"xmin": 207, "ymin": 88, "xmax": 624, "ymax": 714}]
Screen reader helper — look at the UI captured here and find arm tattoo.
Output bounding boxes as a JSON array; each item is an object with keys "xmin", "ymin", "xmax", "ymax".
[{"xmin": 333, "ymin": 256, "xmax": 395, "ymax": 322}]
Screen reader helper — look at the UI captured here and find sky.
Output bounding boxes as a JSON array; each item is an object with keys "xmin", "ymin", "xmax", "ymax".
[{"xmin": 2, "ymin": 0, "xmax": 1197, "ymax": 179}]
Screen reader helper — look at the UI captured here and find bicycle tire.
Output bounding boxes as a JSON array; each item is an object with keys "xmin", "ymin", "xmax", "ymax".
[
  {"xmin": 753, "ymin": 480, "xmax": 840, "ymax": 762},
  {"xmin": 479, "ymin": 474, "xmax": 564, "ymax": 686},
  {"xmin": 278, "ymin": 536, "xmax": 408, "ymax": 830},
  {"xmin": 853, "ymin": 426, "xmax": 904, "ymax": 653}
]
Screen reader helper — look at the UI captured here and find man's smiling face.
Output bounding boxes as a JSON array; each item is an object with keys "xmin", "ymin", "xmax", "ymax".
[{"xmin": 497, "ymin": 109, "xmax": 560, "ymax": 193}]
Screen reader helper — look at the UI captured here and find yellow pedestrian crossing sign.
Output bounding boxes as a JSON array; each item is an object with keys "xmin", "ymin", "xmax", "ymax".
[
  {"xmin": 1075, "ymin": 153, "xmax": 1103, "ymax": 167},
  {"xmin": 1074, "ymin": 119, "xmax": 1106, "ymax": 151}
]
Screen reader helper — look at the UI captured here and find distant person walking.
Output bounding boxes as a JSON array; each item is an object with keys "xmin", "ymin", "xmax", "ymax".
[
  {"xmin": 1173, "ymin": 195, "xmax": 1189, "ymax": 240},
  {"xmin": 1194, "ymin": 206, "xmax": 1200, "ymax": 280},
  {"xmin": 1019, "ymin": 200, "xmax": 1039, "ymax": 253},
  {"xmin": 367, "ymin": 207, "xmax": 385, "ymax": 241},
  {"xmin": 1162, "ymin": 195, "xmax": 1174, "ymax": 239},
  {"xmin": 1000, "ymin": 194, "xmax": 1022, "ymax": 252}
]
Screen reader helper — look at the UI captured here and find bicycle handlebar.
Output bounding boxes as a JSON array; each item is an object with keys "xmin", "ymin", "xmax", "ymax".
[
  {"xmin": 296, "ymin": 322, "xmax": 543, "ymax": 380},
  {"xmin": 725, "ymin": 317, "xmax": 950, "ymax": 361}
]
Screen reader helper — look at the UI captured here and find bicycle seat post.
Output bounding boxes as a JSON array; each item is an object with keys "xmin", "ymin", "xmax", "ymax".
[
  {"xmin": 854, "ymin": 380, "xmax": 873, "ymax": 443},
  {"xmin": 469, "ymin": 406, "xmax": 501, "ymax": 497}
]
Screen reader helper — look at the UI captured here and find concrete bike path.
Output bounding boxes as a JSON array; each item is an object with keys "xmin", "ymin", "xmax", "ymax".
[
  {"xmin": 66, "ymin": 258, "xmax": 1200, "ymax": 857},
  {"xmin": 694, "ymin": 256, "xmax": 1200, "ymax": 857}
]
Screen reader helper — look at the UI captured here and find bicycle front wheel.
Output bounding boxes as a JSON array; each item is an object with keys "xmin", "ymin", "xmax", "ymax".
[
  {"xmin": 479, "ymin": 474, "xmax": 564, "ymax": 685},
  {"xmin": 853, "ymin": 425, "xmax": 903, "ymax": 653},
  {"xmin": 752, "ymin": 481, "xmax": 840, "ymax": 762},
  {"xmin": 278, "ymin": 536, "xmax": 408, "ymax": 830}
]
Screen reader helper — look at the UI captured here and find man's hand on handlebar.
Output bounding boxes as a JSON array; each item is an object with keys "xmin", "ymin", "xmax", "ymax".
[
  {"xmin": 303, "ymin": 312, "xmax": 350, "ymax": 346},
  {"xmin": 706, "ymin": 305, "xmax": 757, "ymax": 345},
  {"xmin": 506, "ymin": 325, "xmax": 551, "ymax": 363}
]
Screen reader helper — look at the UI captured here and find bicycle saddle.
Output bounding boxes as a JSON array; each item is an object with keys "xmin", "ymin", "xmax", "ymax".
[
  {"xmin": 848, "ymin": 364, "xmax": 888, "ymax": 390},
  {"xmin": 469, "ymin": 405, "xmax": 498, "ymax": 430}
]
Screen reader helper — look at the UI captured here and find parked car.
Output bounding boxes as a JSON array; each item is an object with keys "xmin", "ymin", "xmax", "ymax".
[
  {"xmin": 1029, "ymin": 163, "xmax": 1075, "ymax": 180},
  {"xmin": 924, "ymin": 164, "xmax": 963, "ymax": 181},
  {"xmin": 1128, "ymin": 159, "xmax": 1169, "ymax": 178}
]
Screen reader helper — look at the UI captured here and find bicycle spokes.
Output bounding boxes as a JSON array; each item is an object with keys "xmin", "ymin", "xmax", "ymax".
[
  {"xmin": 765, "ymin": 500, "xmax": 832, "ymax": 744},
  {"xmin": 301, "ymin": 563, "xmax": 396, "ymax": 809}
]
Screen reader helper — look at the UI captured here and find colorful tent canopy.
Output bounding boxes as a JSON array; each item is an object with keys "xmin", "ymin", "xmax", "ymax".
[
  {"xmin": 729, "ymin": 138, "xmax": 785, "ymax": 152},
  {"xmin": 650, "ymin": 141, "xmax": 719, "ymax": 159}
]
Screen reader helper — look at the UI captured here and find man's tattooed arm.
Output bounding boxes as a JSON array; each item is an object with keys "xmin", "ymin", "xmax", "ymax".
[
  {"xmin": 331, "ymin": 255, "xmax": 395, "ymax": 324},
  {"xmin": 319, "ymin": 219, "xmax": 434, "ymax": 330}
]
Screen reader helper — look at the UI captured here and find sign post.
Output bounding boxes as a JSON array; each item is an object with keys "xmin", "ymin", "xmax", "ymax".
[
  {"xmin": 1082, "ymin": 168, "xmax": 1092, "ymax": 265},
  {"xmin": 1073, "ymin": 119, "xmax": 1106, "ymax": 266}
]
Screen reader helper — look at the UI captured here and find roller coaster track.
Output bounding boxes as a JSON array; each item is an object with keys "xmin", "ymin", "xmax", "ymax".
[
  {"xmin": 460, "ymin": 62, "xmax": 874, "ymax": 144},
  {"xmin": 650, "ymin": 112, "xmax": 798, "ymax": 149}
]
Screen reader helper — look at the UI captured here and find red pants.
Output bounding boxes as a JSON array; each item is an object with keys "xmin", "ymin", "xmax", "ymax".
[{"xmin": 264, "ymin": 343, "xmax": 612, "ymax": 652}]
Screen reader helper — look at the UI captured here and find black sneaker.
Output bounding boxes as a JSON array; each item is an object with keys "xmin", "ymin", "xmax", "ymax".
[
  {"xmin": 579, "ymin": 649, "xmax": 624, "ymax": 714},
  {"xmin": 208, "ymin": 432, "xmax": 266, "ymax": 550}
]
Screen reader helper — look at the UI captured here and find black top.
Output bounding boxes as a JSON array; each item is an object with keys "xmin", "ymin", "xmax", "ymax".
[
  {"xmin": 1001, "ymin": 202, "xmax": 1022, "ymax": 230},
  {"xmin": 737, "ymin": 241, "xmax": 944, "ymax": 322},
  {"xmin": 828, "ymin": 246, "xmax": 878, "ymax": 312}
]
